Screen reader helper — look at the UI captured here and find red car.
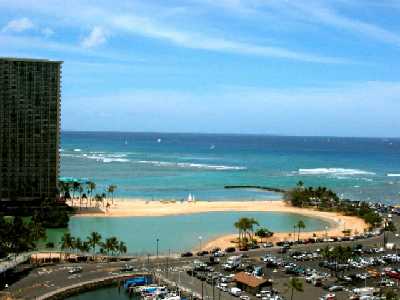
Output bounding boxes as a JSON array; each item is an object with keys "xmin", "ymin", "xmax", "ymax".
[{"xmin": 385, "ymin": 270, "xmax": 400, "ymax": 280}]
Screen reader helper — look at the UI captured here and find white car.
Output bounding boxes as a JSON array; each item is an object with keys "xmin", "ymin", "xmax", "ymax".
[
  {"xmin": 240, "ymin": 296, "xmax": 250, "ymax": 300},
  {"xmin": 68, "ymin": 266, "xmax": 82, "ymax": 274},
  {"xmin": 230, "ymin": 287, "xmax": 242, "ymax": 297}
]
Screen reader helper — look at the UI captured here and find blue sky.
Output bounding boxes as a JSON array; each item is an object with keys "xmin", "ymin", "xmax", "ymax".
[{"xmin": 1, "ymin": 0, "xmax": 400, "ymax": 137}]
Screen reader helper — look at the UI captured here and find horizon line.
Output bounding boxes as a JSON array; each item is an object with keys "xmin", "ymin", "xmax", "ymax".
[{"xmin": 60, "ymin": 129, "xmax": 400, "ymax": 140}]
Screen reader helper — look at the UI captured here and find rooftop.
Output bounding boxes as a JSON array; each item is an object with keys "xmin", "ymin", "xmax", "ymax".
[
  {"xmin": 234, "ymin": 272, "xmax": 269, "ymax": 288},
  {"xmin": 0, "ymin": 57, "xmax": 63, "ymax": 63}
]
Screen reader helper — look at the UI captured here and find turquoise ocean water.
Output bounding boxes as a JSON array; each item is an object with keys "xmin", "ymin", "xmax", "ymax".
[
  {"xmin": 54, "ymin": 132, "xmax": 400, "ymax": 254},
  {"xmin": 61, "ymin": 131, "xmax": 400, "ymax": 203}
]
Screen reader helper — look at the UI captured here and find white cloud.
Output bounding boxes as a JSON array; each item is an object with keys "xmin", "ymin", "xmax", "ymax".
[
  {"xmin": 109, "ymin": 14, "xmax": 347, "ymax": 64},
  {"xmin": 81, "ymin": 26, "xmax": 108, "ymax": 48},
  {"xmin": 2, "ymin": 17, "xmax": 34, "ymax": 33},
  {"xmin": 291, "ymin": 2, "xmax": 400, "ymax": 47},
  {"xmin": 0, "ymin": 1, "xmax": 348, "ymax": 63}
]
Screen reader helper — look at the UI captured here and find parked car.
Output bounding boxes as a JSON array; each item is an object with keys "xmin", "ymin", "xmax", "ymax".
[
  {"xmin": 181, "ymin": 251, "xmax": 193, "ymax": 257},
  {"xmin": 68, "ymin": 266, "xmax": 82, "ymax": 274},
  {"xmin": 328, "ymin": 286, "xmax": 344, "ymax": 292},
  {"xmin": 120, "ymin": 264, "xmax": 134, "ymax": 272},
  {"xmin": 230, "ymin": 287, "xmax": 242, "ymax": 297},
  {"xmin": 225, "ymin": 247, "xmax": 236, "ymax": 253}
]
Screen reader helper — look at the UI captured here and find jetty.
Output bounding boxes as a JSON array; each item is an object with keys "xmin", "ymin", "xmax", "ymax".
[{"xmin": 224, "ymin": 185, "xmax": 286, "ymax": 193}]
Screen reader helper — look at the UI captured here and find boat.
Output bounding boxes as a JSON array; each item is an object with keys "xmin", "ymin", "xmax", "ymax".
[
  {"xmin": 124, "ymin": 276, "xmax": 150, "ymax": 289},
  {"xmin": 164, "ymin": 295, "xmax": 181, "ymax": 300},
  {"xmin": 157, "ymin": 138, "xmax": 162, "ymax": 143},
  {"xmin": 137, "ymin": 285, "xmax": 168, "ymax": 298},
  {"xmin": 187, "ymin": 193, "xmax": 195, "ymax": 202}
]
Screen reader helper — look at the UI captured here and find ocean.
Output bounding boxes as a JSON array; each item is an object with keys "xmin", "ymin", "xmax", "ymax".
[{"xmin": 60, "ymin": 131, "xmax": 400, "ymax": 204}]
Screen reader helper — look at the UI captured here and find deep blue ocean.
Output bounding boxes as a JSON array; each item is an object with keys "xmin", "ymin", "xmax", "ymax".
[{"xmin": 60, "ymin": 132, "xmax": 400, "ymax": 204}]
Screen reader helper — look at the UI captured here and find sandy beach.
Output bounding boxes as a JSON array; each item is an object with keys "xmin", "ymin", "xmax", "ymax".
[{"xmin": 71, "ymin": 198, "xmax": 368, "ymax": 251}]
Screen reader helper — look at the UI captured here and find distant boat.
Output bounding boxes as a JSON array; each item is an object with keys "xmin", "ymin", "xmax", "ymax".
[
  {"xmin": 210, "ymin": 144, "xmax": 215, "ymax": 150},
  {"xmin": 187, "ymin": 193, "xmax": 195, "ymax": 202},
  {"xmin": 157, "ymin": 138, "xmax": 162, "ymax": 143},
  {"xmin": 124, "ymin": 139, "xmax": 128, "ymax": 145}
]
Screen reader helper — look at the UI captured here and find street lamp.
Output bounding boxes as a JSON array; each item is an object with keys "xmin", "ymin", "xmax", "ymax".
[
  {"xmin": 198, "ymin": 236, "xmax": 202, "ymax": 252},
  {"xmin": 156, "ymin": 238, "xmax": 159, "ymax": 258}
]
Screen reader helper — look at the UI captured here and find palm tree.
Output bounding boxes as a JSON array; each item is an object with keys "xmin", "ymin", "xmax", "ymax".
[
  {"xmin": 103, "ymin": 237, "xmax": 119, "ymax": 256},
  {"xmin": 107, "ymin": 184, "xmax": 117, "ymax": 204},
  {"xmin": 81, "ymin": 241, "xmax": 91, "ymax": 254},
  {"xmin": 383, "ymin": 220, "xmax": 397, "ymax": 245},
  {"xmin": 94, "ymin": 194, "xmax": 103, "ymax": 208},
  {"xmin": 297, "ymin": 220, "xmax": 306, "ymax": 242},
  {"xmin": 30, "ymin": 214, "xmax": 47, "ymax": 244},
  {"xmin": 87, "ymin": 231, "xmax": 102, "ymax": 256},
  {"xmin": 60, "ymin": 232, "xmax": 75, "ymax": 259},
  {"xmin": 255, "ymin": 227, "xmax": 273, "ymax": 243},
  {"xmin": 72, "ymin": 182, "xmax": 81, "ymax": 203},
  {"xmin": 78, "ymin": 185, "xmax": 84, "ymax": 210},
  {"xmin": 118, "ymin": 241, "xmax": 127, "ymax": 255},
  {"xmin": 234, "ymin": 217, "xmax": 260, "ymax": 248},
  {"xmin": 74, "ymin": 237, "xmax": 83, "ymax": 254},
  {"xmin": 286, "ymin": 277, "xmax": 304, "ymax": 300},
  {"xmin": 247, "ymin": 217, "xmax": 259, "ymax": 241},
  {"xmin": 101, "ymin": 193, "xmax": 107, "ymax": 207},
  {"xmin": 87, "ymin": 181, "xmax": 96, "ymax": 207},
  {"xmin": 296, "ymin": 181, "xmax": 304, "ymax": 188},
  {"xmin": 234, "ymin": 219, "xmax": 244, "ymax": 247}
]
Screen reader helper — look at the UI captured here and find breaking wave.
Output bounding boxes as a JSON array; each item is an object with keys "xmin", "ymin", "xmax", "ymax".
[
  {"xmin": 61, "ymin": 151, "xmax": 130, "ymax": 163},
  {"xmin": 387, "ymin": 173, "xmax": 400, "ymax": 177},
  {"xmin": 137, "ymin": 160, "xmax": 247, "ymax": 171},
  {"xmin": 296, "ymin": 168, "xmax": 375, "ymax": 176}
]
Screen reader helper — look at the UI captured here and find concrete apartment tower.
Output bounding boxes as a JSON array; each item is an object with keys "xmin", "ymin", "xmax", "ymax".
[{"xmin": 0, "ymin": 57, "xmax": 62, "ymax": 203}]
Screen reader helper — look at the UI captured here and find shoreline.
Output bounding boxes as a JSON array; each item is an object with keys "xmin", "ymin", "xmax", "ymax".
[{"xmin": 69, "ymin": 198, "xmax": 368, "ymax": 251}]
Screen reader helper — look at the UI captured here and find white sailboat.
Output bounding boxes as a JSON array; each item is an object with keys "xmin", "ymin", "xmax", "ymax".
[{"xmin": 187, "ymin": 193, "xmax": 195, "ymax": 202}]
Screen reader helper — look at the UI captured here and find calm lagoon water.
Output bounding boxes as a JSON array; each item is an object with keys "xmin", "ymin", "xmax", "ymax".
[
  {"xmin": 47, "ymin": 211, "xmax": 330, "ymax": 255},
  {"xmin": 65, "ymin": 286, "xmax": 134, "ymax": 300}
]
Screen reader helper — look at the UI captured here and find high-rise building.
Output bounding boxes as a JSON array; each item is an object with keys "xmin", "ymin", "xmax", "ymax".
[{"xmin": 0, "ymin": 57, "xmax": 62, "ymax": 203}]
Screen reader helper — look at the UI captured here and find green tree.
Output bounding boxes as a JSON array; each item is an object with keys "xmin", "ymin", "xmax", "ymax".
[
  {"xmin": 234, "ymin": 217, "xmax": 259, "ymax": 248},
  {"xmin": 118, "ymin": 241, "xmax": 127, "ymax": 255},
  {"xmin": 87, "ymin": 232, "xmax": 102, "ymax": 256},
  {"xmin": 385, "ymin": 290, "xmax": 399, "ymax": 300},
  {"xmin": 94, "ymin": 193, "xmax": 104, "ymax": 208},
  {"xmin": 102, "ymin": 237, "xmax": 119, "ymax": 256},
  {"xmin": 60, "ymin": 232, "xmax": 75, "ymax": 258},
  {"xmin": 30, "ymin": 213, "xmax": 47, "ymax": 245},
  {"xmin": 383, "ymin": 221, "xmax": 397, "ymax": 245},
  {"xmin": 296, "ymin": 220, "xmax": 306, "ymax": 242},
  {"xmin": 87, "ymin": 181, "xmax": 96, "ymax": 207},
  {"xmin": 72, "ymin": 182, "xmax": 81, "ymax": 203},
  {"xmin": 255, "ymin": 227, "xmax": 273, "ymax": 243},
  {"xmin": 107, "ymin": 184, "xmax": 117, "ymax": 204},
  {"xmin": 286, "ymin": 277, "xmax": 303, "ymax": 300}
]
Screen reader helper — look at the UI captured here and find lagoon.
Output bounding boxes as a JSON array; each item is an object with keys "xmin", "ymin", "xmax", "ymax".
[
  {"xmin": 47, "ymin": 211, "xmax": 330, "ymax": 255},
  {"xmin": 65, "ymin": 286, "xmax": 135, "ymax": 300}
]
